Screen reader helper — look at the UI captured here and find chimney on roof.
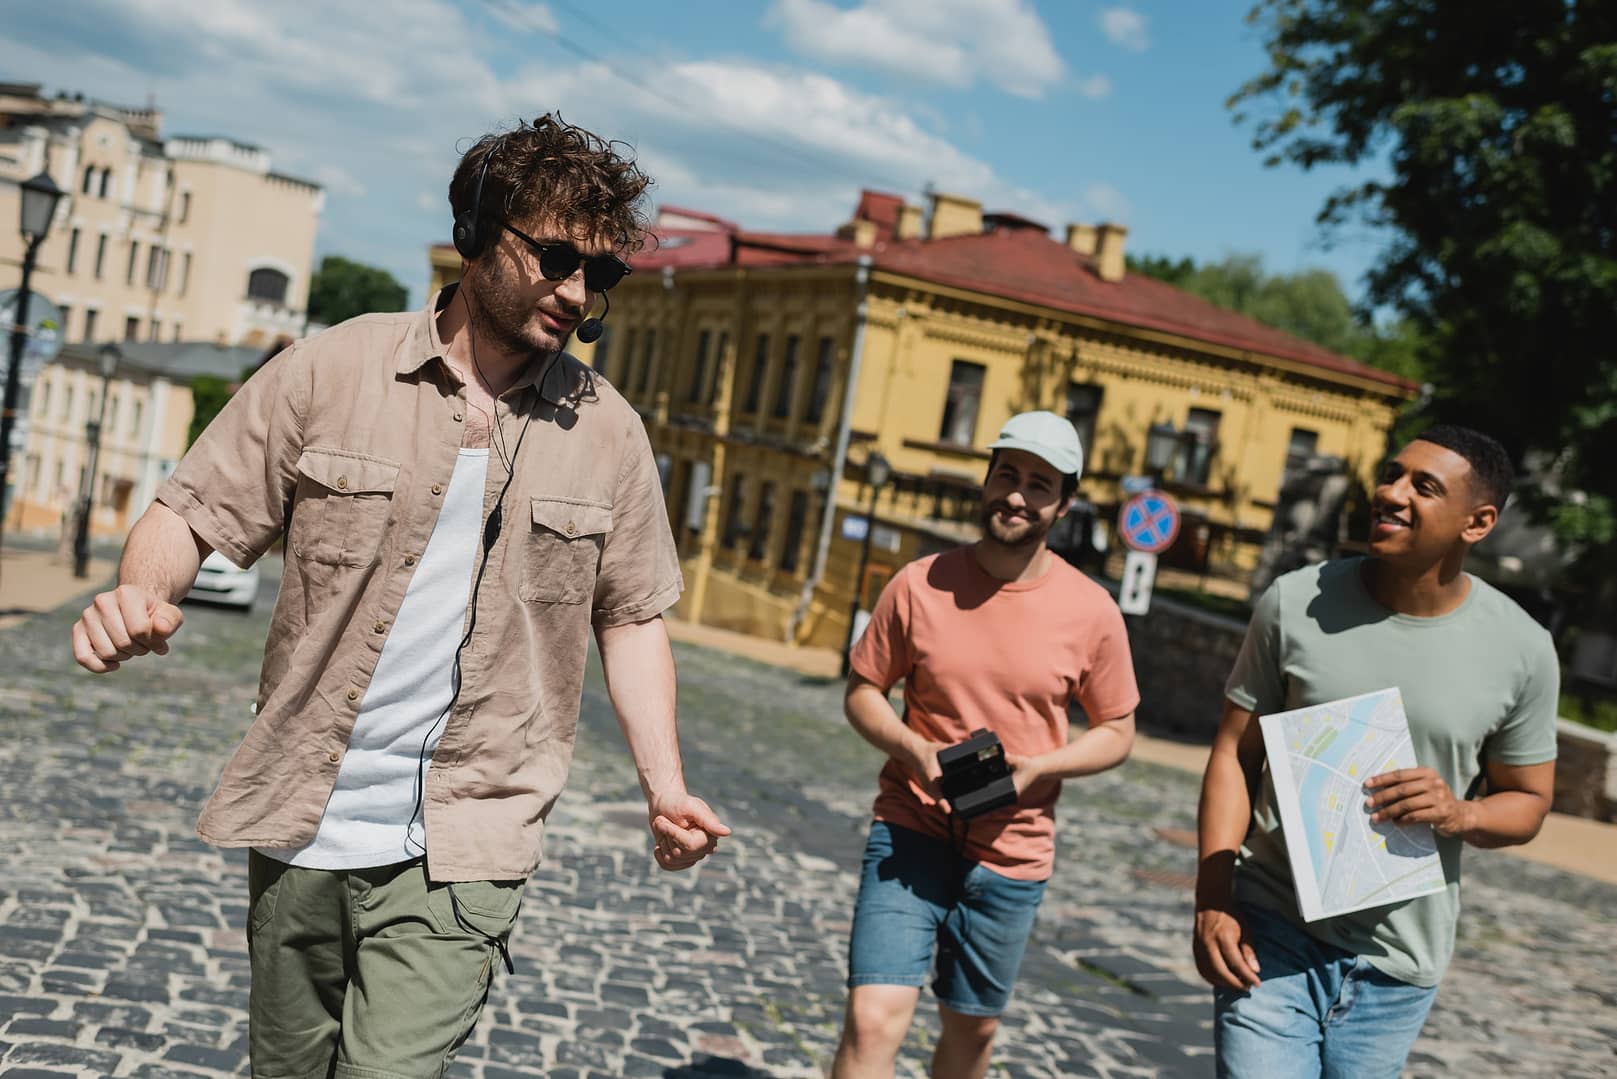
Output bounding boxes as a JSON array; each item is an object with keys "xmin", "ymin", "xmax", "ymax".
[
  {"xmin": 1095, "ymin": 223, "xmax": 1128, "ymax": 283},
  {"xmin": 836, "ymin": 218, "xmax": 879, "ymax": 248},
  {"xmin": 1064, "ymin": 223, "xmax": 1098, "ymax": 256},
  {"xmin": 896, "ymin": 202, "xmax": 923, "ymax": 240},
  {"xmin": 927, "ymin": 191, "xmax": 982, "ymax": 240}
]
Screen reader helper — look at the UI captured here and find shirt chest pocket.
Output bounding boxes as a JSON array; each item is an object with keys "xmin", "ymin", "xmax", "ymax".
[
  {"xmin": 289, "ymin": 448, "xmax": 401, "ymax": 567},
  {"xmin": 519, "ymin": 497, "xmax": 613, "ymax": 604}
]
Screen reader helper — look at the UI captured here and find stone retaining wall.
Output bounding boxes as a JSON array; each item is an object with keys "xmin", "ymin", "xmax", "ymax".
[{"xmin": 1113, "ymin": 589, "xmax": 1617, "ymax": 822}]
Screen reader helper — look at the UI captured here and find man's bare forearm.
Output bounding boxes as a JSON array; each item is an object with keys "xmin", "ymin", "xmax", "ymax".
[
  {"xmin": 845, "ymin": 677, "xmax": 919, "ymax": 761},
  {"xmin": 1458, "ymin": 789, "xmax": 1552, "ymax": 848},
  {"xmin": 120, "ymin": 502, "xmax": 210, "ymax": 602},
  {"xmin": 1032, "ymin": 713, "xmax": 1134, "ymax": 781},
  {"xmin": 596, "ymin": 615, "xmax": 685, "ymax": 802}
]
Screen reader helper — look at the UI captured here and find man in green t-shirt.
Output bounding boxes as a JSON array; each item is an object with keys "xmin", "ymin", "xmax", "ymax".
[{"xmin": 1194, "ymin": 425, "xmax": 1559, "ymax": 1078}]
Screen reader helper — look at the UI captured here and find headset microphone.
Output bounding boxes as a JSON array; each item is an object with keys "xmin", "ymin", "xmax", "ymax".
[{"xmin": 575, "ymin": 292, "xmax": 610, "ymax": 344}]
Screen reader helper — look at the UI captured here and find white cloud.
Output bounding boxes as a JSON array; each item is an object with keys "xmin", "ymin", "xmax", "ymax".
[
  {"xmin": 1100, "ymin": 7, "xmax": 1149, "ymax": 52},
  {"xmin": 1077, "ymin": 74, "xmax": 1113, "ymax": 100},
  {"xmin": 769, "ymin": 0, "xmax": 1066, "ymax": 99},
  {"xmin": 0, "ymin": 1, "xmax": 1101, "ymax": 299},
  {"xmin": 1082, "ymin": 182, "xmax": 1132, "ymax": 224},
  {"xmin": 484, "ymin": 0, "xmax": 557, "ymax": 34}
]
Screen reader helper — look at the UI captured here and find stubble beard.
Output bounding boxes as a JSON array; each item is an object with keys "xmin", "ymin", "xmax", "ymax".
[
  {"xmin": 473, "ymin": 260, "xmax": 566, "ymax": 357},
  {"xmin": 980, "ymin": 504, "xmax": 1050, "ymax": 551}
]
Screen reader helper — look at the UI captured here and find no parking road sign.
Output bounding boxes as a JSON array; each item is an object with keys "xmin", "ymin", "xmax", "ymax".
[{"xmin": 1118, "ymin": 490, "xmax": 1180, "ymax": 554}]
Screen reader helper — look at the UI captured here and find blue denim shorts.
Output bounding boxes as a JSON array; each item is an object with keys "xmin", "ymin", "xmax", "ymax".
[
  {"xmin": 1213, "ymin": 903, "xmax": 1438, "ymax": 1079},
  {"xmin": 847, "ymin": 821, "xmax": 1047, "ymax": 1017}
]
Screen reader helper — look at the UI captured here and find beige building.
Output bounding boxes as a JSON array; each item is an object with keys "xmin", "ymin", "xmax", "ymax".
[
  {"xmin": 0, "ymin": 80, "xmax": 324, "ymax": 348},
  {"xmin": 7, "ymin": 342, "xmax": 261, "ymax": 539}
]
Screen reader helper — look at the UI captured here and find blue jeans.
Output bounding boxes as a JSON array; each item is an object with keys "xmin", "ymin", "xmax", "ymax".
[
  {"xmin": 1214, "ymin": 904, "xmax": 1438, "ymax": 1079},
  {"xmin": 847, "ymin": 821, "xmax": 1047, "ymax": 1017}
]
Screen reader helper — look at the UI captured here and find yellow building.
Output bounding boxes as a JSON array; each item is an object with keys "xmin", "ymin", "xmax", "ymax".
[
  {"xmin": 0, "ymin": 80, "xmax": 324, "ymax": 348},
  {"xmin": 431, "ymin": 190, "xmax": 1415, "ymax": 650}
]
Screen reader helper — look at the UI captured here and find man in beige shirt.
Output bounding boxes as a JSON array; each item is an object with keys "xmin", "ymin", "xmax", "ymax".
[{"xmin": 70, "ymin": 115, "xmax": 729, "ymax": 1075}]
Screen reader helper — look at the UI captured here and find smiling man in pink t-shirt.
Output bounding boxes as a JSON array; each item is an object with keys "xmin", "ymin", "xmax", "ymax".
[{"xmin": 831, "ymin": 411, "xmax": 1141, "ymax": 1079}]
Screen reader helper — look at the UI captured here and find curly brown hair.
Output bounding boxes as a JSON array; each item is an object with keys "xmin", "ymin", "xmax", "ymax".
[{"xmin": 449, "ymin": 114, "xmax": 653, "ymax": 255}]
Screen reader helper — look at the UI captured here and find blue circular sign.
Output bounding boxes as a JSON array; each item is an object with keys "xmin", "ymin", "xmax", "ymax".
[{"xmin": 1119, "ymin": 490, "xmax": 1180, "ymax": 553}]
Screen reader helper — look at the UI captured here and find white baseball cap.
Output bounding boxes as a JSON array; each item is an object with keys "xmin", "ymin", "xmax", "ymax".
[{"xmin": 989, "ymin": 410, "xmax": 1084, "ymax": 480}]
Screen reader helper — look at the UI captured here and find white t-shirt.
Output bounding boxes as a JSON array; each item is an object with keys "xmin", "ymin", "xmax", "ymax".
[{"xmin": 260, "ymin": 448, "xmax": 490, "ymax": 869}]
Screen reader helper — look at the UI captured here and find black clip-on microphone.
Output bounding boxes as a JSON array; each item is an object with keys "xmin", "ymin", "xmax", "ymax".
[{"xmin": 575, "ymin": 292, "xmax": 610, "ymax": 344}]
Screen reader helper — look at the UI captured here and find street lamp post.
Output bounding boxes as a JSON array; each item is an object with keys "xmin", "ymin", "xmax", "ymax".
[
  {"xmin": 841, "ymin": 450, "xmax": 892, "ymax": 677},
  {"xmin": 74, "ymin": 343, "xmax": 120, "ymax": 578},
  {"xmin": 0, "ymin": 169, "xmax": 65, "ymax": 554}
]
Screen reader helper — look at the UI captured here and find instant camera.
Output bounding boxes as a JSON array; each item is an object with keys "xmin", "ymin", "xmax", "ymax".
[{"xmin": 937, "ymin": 728, "xmax": 1018, "ymax": 820}]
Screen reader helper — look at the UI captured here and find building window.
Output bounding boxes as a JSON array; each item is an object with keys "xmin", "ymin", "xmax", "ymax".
[
  {"xmin": 1284, "ymin": 428, "xmax": 1319, "ymax": 478},
  {"xmin": 56, "ymin": 306, "xmax": 71, "ymax": 343},
  {"xmin": 179, "ymin": 191, "xmax": 191, "ymax": 223},
  {"xmin": 744, "ymin": 335, "xmax": 769, "ymax": 413},
  {"xmin": 108, "ymin": 396, "xmax": 120, "ymax": 435},
  {"xmin": 805, "ymin": 336, "xmax": 835, "ymax": 425},
  {"xmin": 98, "ymin": 168, "xmax": 111, "ymax": 199},
  {"xmin": 939, "ymin": 360, "xmax": 986, "ymax": 445},
  {"xmin": 1065, "ymin": 383, "xmax": 1103, "ymax": 457},
  {"xmin": 126, "ymin": 241, "xmax": 140, "ymax": 285},
  {"xmin": 722, "ymin": 477, "xmax": 746, "ymax": 550},
  {"xmin": 636, "ymin": 329, "xmax": 656, "ymax": 396},
  {"xmin": 146, "ymin": 246, "xmax": 169, "ymax": 291},
  {"xmin": 779, "ymin": 489, "xmax": 810, "ymax": 573},
  {"xmin": 688, "ymin": 329, "xmax": 712, "ymax": 403},
  {"xmin": 124, "ymin": 316, "xmax": 139, "ymax": 341},
  {"xmin": 708, "ymin": 331, "xmax": 729, "ymax": 405},
  {"xmin": 148, "ymin": 320, "xmax": 160, "ymax": 342},
  {"xmin": 83, "ymin": 309, "xmax": 98, "ymax": 342},
  {"xmin": 81, "ymin": 165, "xmax": 95, "ymax": 194},
  {"xmin": 247, "ymin": 267, "xmax": 289, "ymax": 304},
  {"xmin": 131, "ymin": 399, "xmax": 143, "ymax": 436},
  {"xmin": 172, "ymin": 321, "xmax": 182, "ymax": 342},
  {"xmin": 179, "ymin": 252, "xmax": 192, "ymax": 296},
  {"xmin": 34, "ymin": 381, "xmax": 50, "ymax": 417},
  {"xmin": 1179, "ymin": 407, "xmax": 1221, "ymax": 487},
  {"xmin": 748, "ymin": 481, "xmax": 776, "ymax": 561},
  {"xmin": 94, "ymin": 234, "xmax": 108, "ymax": 279},
  {"xmin": 66, "ymin": 228, "xmax": 80, "ymax": 274},
  {"xmin": 62, "ymin": 385, "xmax": 74, "ymax": 420},
  {"xmin": 772, "ymin": 335, "xmax": 800, "ymax": 419}
]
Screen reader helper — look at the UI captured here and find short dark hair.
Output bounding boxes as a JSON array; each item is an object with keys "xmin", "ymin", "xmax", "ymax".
[
  {"xmin": 449, "ymin": 114, "xmax": 652, "ymax": 255},
  {"xmin": 1412, "ymin": 424, "xmax": 1514, "ymax": 509},
  {"xmin": 986, "ymin": 449, "xmax": 1079, "ymax": 504}
]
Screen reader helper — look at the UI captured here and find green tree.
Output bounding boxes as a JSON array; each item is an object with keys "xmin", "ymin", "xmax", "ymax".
[
  {"xmin": 307, "ymin": 256, "xmax": 408, "ymax": 327},
  {"xmin": 187, "ymin": 375, "xmax": 234, "ymax": 448},
  {"xmin": 1232, "ymin": 0, "xmax": 1617, "ymax": 587}
]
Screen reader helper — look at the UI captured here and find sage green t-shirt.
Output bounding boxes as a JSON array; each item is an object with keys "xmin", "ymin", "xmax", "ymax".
[{"xmin": 1226, "ymin": 558, "xmax": 1559, "ymax": 987}]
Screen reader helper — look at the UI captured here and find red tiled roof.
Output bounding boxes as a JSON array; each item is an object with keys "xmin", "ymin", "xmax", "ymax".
[
  {"xmin": 854, "ymin": 189, "xmax": 904, "ymax": 241},
  {"xmin": 439, "ymin": 200, "xmax": 1417, "ymax": 393}
]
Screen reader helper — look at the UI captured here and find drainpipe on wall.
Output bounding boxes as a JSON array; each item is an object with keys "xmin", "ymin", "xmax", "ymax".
[{"xmin": 787, "ymin": 256, "xmax": 873, "ymax": 645}]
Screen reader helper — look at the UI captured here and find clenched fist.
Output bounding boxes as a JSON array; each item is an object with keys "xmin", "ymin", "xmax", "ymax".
[{"xmin": 71, "ymin": 584, "xmax": 185, "ymax": 673}]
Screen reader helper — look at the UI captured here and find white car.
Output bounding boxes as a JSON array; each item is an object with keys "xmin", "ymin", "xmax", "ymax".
[{"xmin": 187, "ymin": 550, "xmax": 261, "ymax": 612}]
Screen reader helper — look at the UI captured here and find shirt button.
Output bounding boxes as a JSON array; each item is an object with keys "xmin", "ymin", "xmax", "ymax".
[
  {"xmin": 346, "ymin": 687, "xmax": 360, "ymax": 702},
  {"xmin": 336, "ymin": 475, "xmax": 348, "ymax": 490},
  {"xmin": 328, "ymin": 751, "xmax": 341, "ymax": 763},
  {"xmin": 403, "ymin": 554, "xmax": 417, "ymax": 566},
  {"xmin": 453, "ymin": 411, "xmax": 464, "ymax": 422},
  {"xmin": 565, "ymin": 521, "xmax": 576, "ymax": 536},
  {"xmin": 432, "ymin": 483, "xmax": 443, "ymax": 495},
  {"xmin": 372, "ymin": 620, "xmax": 386, "ymax": 634}
]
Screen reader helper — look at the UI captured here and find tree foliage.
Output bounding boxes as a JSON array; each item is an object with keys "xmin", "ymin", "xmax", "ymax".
[
  {"xmin": 307, "ymin": 256, "xmax": 408, "ymax": 327},
  {"xmin": 1232, "ymin": 0, "xmax": 1617, "ymax": 589},
  {"xmin": 187, "ymin": 376, "xmax": 234, "ymax": 449}
]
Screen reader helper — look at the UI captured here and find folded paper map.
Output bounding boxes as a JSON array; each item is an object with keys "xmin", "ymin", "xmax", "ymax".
[{"xmin": 1260, "ymin": 688, "xmax": 1447, "ymax": 922}]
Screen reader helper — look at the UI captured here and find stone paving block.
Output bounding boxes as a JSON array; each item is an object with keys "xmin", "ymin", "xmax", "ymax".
[{"xmin": 3, "ymin": 1017, "xmax": 79, "ymax": 1039}]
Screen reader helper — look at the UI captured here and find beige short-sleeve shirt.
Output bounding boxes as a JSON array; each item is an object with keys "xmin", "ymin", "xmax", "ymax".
[{"xmin": 157, "ymin": 286, "xmax": 682, "ymax": 881}]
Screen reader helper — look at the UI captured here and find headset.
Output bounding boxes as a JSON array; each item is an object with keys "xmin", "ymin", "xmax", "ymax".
[{"xmin": 452, "ymin": 133, "xmax": 611, "ymax": 343}]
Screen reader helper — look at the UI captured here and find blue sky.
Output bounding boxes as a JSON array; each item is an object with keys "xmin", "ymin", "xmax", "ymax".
[{"xmin": 3, "ymin": 0, "xmax": 1390, "ymax": 307}]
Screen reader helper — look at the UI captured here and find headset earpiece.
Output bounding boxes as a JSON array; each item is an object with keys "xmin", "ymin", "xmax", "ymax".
[{"xmin": 452, "ymin": 144, "xmax": 497, "ymax": 260}]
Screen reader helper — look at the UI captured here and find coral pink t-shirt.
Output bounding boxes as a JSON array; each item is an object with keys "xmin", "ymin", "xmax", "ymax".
[{"xmin": 849, "ymin": 546, "xmax": 1140, "ymax": 881}]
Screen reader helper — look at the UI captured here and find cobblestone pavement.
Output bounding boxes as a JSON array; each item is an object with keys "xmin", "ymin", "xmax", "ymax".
[{"xmin": 2, "ymin": 559, "xmax": 1614, "ymax": 1077}]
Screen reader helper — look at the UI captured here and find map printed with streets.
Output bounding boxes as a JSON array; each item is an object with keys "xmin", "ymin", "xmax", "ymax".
[{"xmin": 1260, "ymin": 688, "xmax": 1447, "ymax": 922}]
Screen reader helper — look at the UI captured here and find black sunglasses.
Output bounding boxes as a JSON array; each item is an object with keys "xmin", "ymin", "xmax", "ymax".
[{"xmin": 500, "ymin": 223, "xmax": 632, "ymax": 292}]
